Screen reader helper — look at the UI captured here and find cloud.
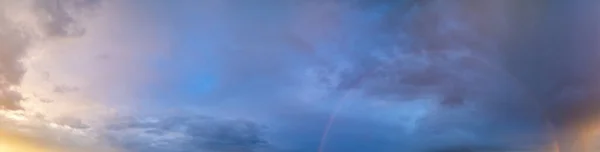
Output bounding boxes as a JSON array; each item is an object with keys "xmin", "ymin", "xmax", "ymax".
[
  {"xmin": 1, "ymin": 0, "xmax": 597, "ymax": 152},
  {"xmin": 0, "ymin": 3, "xmax": 29, "ymax": 110},
  {"xmin": 0, "ymin": 110, "xmax": 118, "ymax": 152},
  {"xmin": 0, "ymin": 0, "xmax": 101, "ymax": 110},
  {"xmin": 104, "ymin": 115, "xmax": 271, "ymax": 152},
  {"xmin": 53, "ymin": 84, "xmax": 80, "ymax": 93},
  {"xmin": 265, "ymin": 0, "xmax": 600, "ymax": 151},
  {"xmin": 345, "ymin": 0, "xmax": 600, "ymax": 151},
  {"xmin": 118, "ymin": 0, "xmax": 600, "ymax": 151},
  {"xmin": 131, "ymin": 1, "xmax": 535, "ymax": 151},
  {"xmin": 54, "ymin": 116, "xmax": 90, "ymax": 129}
]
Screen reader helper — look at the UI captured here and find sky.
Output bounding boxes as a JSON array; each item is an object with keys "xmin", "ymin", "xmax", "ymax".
[{"xmin": 1, "ymin": 0, "xmax": 600, "ymax": 152}]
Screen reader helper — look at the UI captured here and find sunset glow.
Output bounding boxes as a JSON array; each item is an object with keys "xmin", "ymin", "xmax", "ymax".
[{"xmin": 0, "ymin": 130, "xmax": 61, "ymax": 152}]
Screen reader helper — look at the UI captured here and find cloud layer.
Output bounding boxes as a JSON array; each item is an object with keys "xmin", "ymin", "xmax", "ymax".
[{"xmin": 2, "ymin": 0, "xmax": 600, "ymax": 152}]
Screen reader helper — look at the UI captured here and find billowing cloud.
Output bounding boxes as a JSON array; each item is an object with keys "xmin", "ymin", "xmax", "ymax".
[{"xmin": 0, "ymin": 0, "xmax": 100, "ymax": 110}]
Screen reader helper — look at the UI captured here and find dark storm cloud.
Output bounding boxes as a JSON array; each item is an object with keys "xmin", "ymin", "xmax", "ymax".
[{"xmin": 0, "ymin": 0, "xmax": 101, "ymax": 110}]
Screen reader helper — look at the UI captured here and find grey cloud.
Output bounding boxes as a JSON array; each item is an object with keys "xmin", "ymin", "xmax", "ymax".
[
  {"xmin": 105, "ymin": 115, "xmax": 271, "ymax": 152},
  {"xmin": 185, "ymin": 119, "xmax": 269, "ymax": 152},
  {"xmin": 54, "ymin": 84, "xmax": 80, "ymax": 93},
  {"xmin": 54, "ymin": 116, "xmax": 91, "ymax": 129},
  {"xmin": 33, "ymin": 0, "xmax": 101, "ymax": 37}
]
